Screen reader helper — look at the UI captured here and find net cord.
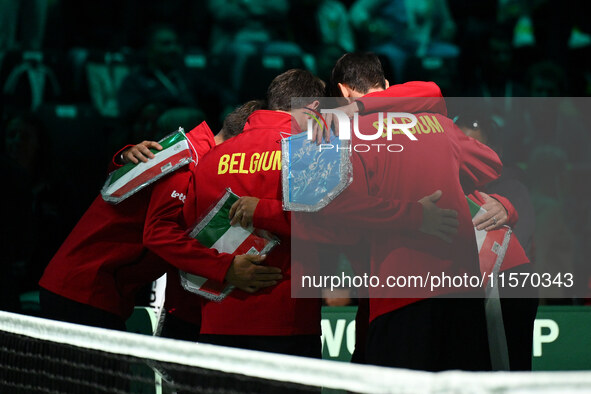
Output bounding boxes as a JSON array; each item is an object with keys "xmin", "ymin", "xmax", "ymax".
[{"xmin": 2, "ymin": 311, "xmax": 591, "ymax": 393}]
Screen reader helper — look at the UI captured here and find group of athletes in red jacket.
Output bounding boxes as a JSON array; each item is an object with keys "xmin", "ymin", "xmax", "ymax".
[{"xmin": 39, "ymin": 53, "xmax": 534, "ymax": 372}]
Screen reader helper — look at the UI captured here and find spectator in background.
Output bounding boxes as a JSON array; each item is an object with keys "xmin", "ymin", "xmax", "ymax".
[
  {"xmin": 350, "ymin": 0, "xmax": 458, "ymax": 83},
  {"xmin": 316, "ymin": 0, "xmax": 355, "ymax": 54},
  {"xmin": 289, "ymin": 0, "xmax": 357, "ymax": 82},
  {"xmin": 207, "ymin": 0, "xmax": 304, "ymax": 93},
  {"xmin": 446, "ymin": 0, "xmax": 497, "ymax": 95},
  {"xmin": 527, "ymin": 61, "xmax": 567, "ymax": 98},
  {"xmin": 468, "ymin": 30, "xmax": 528, "ymax": 98},
  {"xmin": 1, "ymin": 114, "xmax": 67, "ymax": 303},
  {"xmin": 0, "ymin": 116, "xmax": 33, "ymax": 313},
  {"xmin": 117, "ymin": 24, "xmax": 229, "ymax": 141},
  {"xmin": 522, "ymin": 62, "xmax": 590, "ymax": 163},
  {"xmin": 0, "ymin": 0, "xmax": 48, "ymax": 50},
  {"xmin": 207, "ymin": 0, "xmax": 290, "ymax": 55},
  {"xmin": 529, "ymin": 0, "xmax": 579, "ymax": 68},
  {"xmin": 314, "ymin": 0, "xmax": 357, "ymax": 82},
  {"xmin": 117, "ymin": 25, "xmax": 199, "ymax": 121}
]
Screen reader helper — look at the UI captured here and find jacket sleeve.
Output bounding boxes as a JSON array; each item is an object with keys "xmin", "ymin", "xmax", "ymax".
[
  {"xmin": 327, "ymin": 152, "xmax": 423, "ymax": 231},
  {"xmin": 291, "ymin": 152, "xmax": 423, "ymax": 244},
  {"xmin": 453, "ymin": 124, "xmax": 503, "ymax": 188},
  {"xmin": 357, "ymin": 81, "xmax": 447, "ymax": 115},
  {"xmin": 143, "ymin": 169, "xmax": 234, "ymax": 284},
  {"xmin": 108, "ymin": 144, "xmax": 134, "ymax": 172},
  {"xmin": 467, "ymin": 190, "xmax": 519, "ymax": 227},
  {"xmin": 489, "ymin": 193, "xmax": 519, "ymax": 227},
  {"xmin": 253, "ymin": 198, "xmax": 291, "ymax": 237}
]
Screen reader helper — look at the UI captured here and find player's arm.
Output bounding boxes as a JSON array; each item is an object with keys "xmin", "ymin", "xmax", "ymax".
[
  {"xmin": 313, "ymin": 82, "xmax": 446, "ymax": 144},
  {"xmin": 228, "ymin": 152, "xmax": 422, "ymax": 241},
  {"xmin": 110, "ymin": 141, "xmax": 163, "ymax": 170},
  {"xmin": 143, "ymin": 171, "xmax": 280, "ymax": 292},
  {"xmin": 231, "ymin": 189, "xmax": 457, "ymax": 244},
  {"xmin": 229, "ymin": 196, "xmax": 291, "ymax": 237},
  {"xmin": 319, "ymin": 152, "xmax": 456, "ymax": 234},
  {"xmin": 298, "ymin": 153, "xmax": 458, "ymax": 243},
  {"xmin": 356, "ymin": 81, "xmax": 445, "ymax": 114},
  {"xmin": 453, "ymin": 124, "xmax": 503, "ymax": 188},
  {"xmin": 227, "ymin": 177, "xmax": 289, "ymax": 236},
  {"xmin": 469, "ymin": 190, "xmax": 518, "ymax": 231},
  {"xmin": 488, "ymin": 193, "xmax": 518, "ymax": 227},
  {"xmin": 143, "ymin": 170, "xmax": 233, "ymax": 283}
]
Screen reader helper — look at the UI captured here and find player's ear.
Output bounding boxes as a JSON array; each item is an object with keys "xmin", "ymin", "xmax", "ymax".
[
  {"xmin": 385, "ymin": 79, "xmax": 390, "ymax": 89},
  {"xmin": 338, "ymin": 83, "xmax": 351, "ymax": 98},
  {"xmin": 308, "ymin": 100, "xmax": 320, "ymax": 110}
]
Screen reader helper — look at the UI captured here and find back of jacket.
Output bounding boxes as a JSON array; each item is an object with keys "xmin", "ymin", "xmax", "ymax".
[
  {"xmin": 351, "ymin": 101, "xmax": 502, "ymax": 320},
  {"xmin": 185, "ymin": 110, "xmax": 321, "ymax": 336}
]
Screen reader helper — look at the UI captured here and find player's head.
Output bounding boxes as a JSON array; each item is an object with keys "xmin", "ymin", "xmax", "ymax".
[
  {"xmin": 455, "ymin": 114, "xmax": 502, "ymax": 157},
  {"xmin": 219, "ymin": 99, "xmax": 266, "ymax": 142},
  {"xmin": 267, "ymin": 69, "xmax": 325, "ymax": 132},
  {"xmin": 267, "ymin": 69, "xmax": 325, "ymax": 112},
  {"xmin": 330, "ymin": 53, "xmax": 389, "ymax": 98}
]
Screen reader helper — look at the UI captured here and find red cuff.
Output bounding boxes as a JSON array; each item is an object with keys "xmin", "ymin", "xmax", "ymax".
[
  {"xmin": 253, "ymin": 198, "xmax": 290, "ymax": 236},
  {"xmin": 490, "ymin": 193, "xmax": 519, "ymax": 227},
  {"xmin": 110, "ymin": 144, "xmax": 135, "ymax": 171},
  {"xmin": 205, "ymin": 253, "xmax": 235, "ymax": 284}
]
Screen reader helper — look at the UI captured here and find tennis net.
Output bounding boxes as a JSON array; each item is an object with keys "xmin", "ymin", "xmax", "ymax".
[{"xmin": 1, "ymin": 310, "xmax": 591, "ymax": 393}]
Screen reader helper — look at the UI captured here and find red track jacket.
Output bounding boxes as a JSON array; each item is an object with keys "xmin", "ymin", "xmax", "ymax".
[
  {"xmin": 363, "ymin": 83, "xmax": 528, "ymax": 273},
  {"xmin": 467, "ymin": 191, "xmax": 530, "ymax": 272},
  {"xmin": 39, "ymin": 122, "xmax": 216, "ymax": 319},
  {"xmin": 352, "ymin": 87, "xmax": 503, "ymax": 321},
  {"xmin": 183, "ymin": 110, "xmax": 321, "ymax": 336}
]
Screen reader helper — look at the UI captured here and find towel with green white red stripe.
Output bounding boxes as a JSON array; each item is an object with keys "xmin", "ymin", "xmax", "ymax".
[
  {"xmin": 180, "ymin": 189, "xmax": 279, "ymax": 301},
  {"xmin": 101, "ymin": 128, "xmax": 193, "ymax": 204},
  {"xmin": 467, "ymin": 195, "xmax": 513, "ymax": 370}
]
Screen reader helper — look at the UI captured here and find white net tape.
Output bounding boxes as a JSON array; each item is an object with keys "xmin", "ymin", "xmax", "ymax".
[{"xmin": 1, "ymin": 310, "xmax": 591, "ymax": 393}]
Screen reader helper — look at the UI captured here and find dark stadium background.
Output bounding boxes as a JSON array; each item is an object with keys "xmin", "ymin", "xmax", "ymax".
[{"xmin": 1, "ymin": 0, "xmax": 590, "ymax": 316}]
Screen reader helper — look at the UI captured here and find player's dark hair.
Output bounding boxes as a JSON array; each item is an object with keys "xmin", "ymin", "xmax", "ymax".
[
  {"xmin": 221, "ymin": 99, "xmax": 266, "ymax": 139},
  {"xmin": 330, "ymin": 53, "xmax": 386, "ymax": 97},
  {"xmin": 267, "ymin": 69, "xmax": 325, "ymax": 111},
  {"xmin": 455, "ymin": 114, "xmax": 502, "ymax": 157}
]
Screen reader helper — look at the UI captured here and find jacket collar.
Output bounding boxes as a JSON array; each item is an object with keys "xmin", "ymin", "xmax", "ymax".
[
  {"xmin": 244, "ymin": 110, "xmax": 297, "ymax": 134},
  {"xmin": 185, "ymin": 121, "xmax": 216, "ymax": 161},
  {"xmin": 363, "ymin": 81, "xmax": 448, "ymax": 116}
]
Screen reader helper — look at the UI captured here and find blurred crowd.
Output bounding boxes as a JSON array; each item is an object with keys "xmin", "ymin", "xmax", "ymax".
[{"xmin": 1, "ymin": 0, "xmax": 590, "ymax": 312}]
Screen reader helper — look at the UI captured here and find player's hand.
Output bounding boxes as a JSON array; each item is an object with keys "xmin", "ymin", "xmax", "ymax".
[
  {"xmin": 418, "ymin": 190, "xmax": 459, "ymax": 243},
  {"xmin": 309, "ymin": 102, "xmax": 359, "ymax": 145},
  {"xmin": 473, "ymin": 192, "xmax": 508, "ymax": 231},
  {"xmin": 229, "ymin": 197, "xmax": 260, "ymax": 228},
  {"xmin": 122, "ymin": 141, "xmax": 163, "ymax": 164},
  {"xmin": 310, "ymin": 111, "xmax": 334, "ymax": 145},
  {"xmin": 340, "ymin": 101, "xmax": 360, "ymax": 118},
  {"xmin": 224, "ymin": 254, "xmax": 282, "ymax": 293}
]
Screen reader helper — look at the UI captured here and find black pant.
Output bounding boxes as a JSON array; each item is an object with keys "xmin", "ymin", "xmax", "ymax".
[
  {"xmin": 498, "ymin": 264, "xmax": 539, "ymax": 371},
  {"xmin": 159, "ymin": 312, "xmax": 201, "ymax": 342},
  {"xmin": 366, "ymin": 297, "xmax": 492, "ymax": 371},
  {"xmin": 39, "ymin": 288, "xmax": 126, "ymax": 331},
  {"xmin": 199, "ymin": 334, "xmax": 322, "ymax": 359},
  {"xmin": 499, "ymin": 297, "xmax": 538, "ymax": 370}
]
